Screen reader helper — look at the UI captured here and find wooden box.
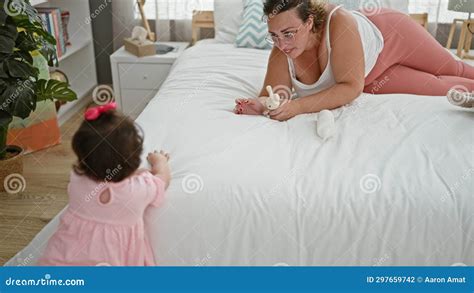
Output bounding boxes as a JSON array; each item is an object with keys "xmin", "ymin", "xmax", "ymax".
[{"xmin": 124, "ymin": 38, "xmax": 155, "ymax": 57}]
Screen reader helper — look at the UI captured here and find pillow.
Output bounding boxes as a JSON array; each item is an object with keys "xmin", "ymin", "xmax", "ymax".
[
  {"xmin": 235, "ymin": 0, "xmax": 272, "ymax": 50},
  {"xmin": 214, "ymin": 0, "xmax": 244, "ymax": 43}
]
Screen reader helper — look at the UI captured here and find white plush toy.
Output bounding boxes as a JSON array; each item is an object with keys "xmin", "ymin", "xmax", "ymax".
[
  {"xmin": 265, "ymin": 85, "xmax": 281, "ymax": 110},
  {"xmin": 260, "ymin": 85, "xmax": 282, "ymax": 116},
  {"xmin": 317, "ymin": 109, "xmax": 335, "ymax": 140},
  {"xmin": 264, "ymin": 85, "xmax": 335, "ymax": 141}
]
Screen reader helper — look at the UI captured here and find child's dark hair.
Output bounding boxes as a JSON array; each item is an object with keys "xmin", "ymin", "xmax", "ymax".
[{"xmin": 72, "ymin": 109, "xmax": 143, "ymax": 182}]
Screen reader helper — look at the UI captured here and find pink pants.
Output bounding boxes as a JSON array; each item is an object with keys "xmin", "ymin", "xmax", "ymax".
[{"xmin": 362, "ymin": 9, "xmax": 474, "ymax": 95}]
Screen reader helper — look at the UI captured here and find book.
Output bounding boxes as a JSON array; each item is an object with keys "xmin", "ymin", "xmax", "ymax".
[
  {"xmin": 36, "ymin": 8, "xmax": 66, "ymax": 58},
  {"xmin": 61, "ymin": 11, "xmax": 70, "ymax": 46},
  {"xmin": 49, "ymin": 11, "xmax": 60, "ymax": 57},
  {"xmin": 51, "ymin": 9, "xmax": 64, "ymax": 57}
]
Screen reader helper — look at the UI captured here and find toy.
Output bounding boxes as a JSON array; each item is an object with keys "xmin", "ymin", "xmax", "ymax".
[
  {"xmin": 317, "ymin": 110, "xmax": 335, "ymax": 140},
  {"xmin": 265, "ymin": 85, "xmax": 281, "ymax": 110},
  {"xmin": 264, "ymin": 85, "xmax": 335, "ymax": 141}
]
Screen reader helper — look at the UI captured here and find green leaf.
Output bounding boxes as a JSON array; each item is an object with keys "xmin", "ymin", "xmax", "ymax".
[
  {"xmin": 23, "ymin": 2, "xmax": 44, "ymax": 26},
  {"xmin": 0, "ymin": 109, "xmax": 11, "ymax": 159},
  {"xmin": 0, "ymin": 110, "xmax": 13, "ymax": 128},
  {"xmin": 36, "ymin": 79, "xmax": 77, "ymax": 102},
  {"xmin": 13, "ymin": 90, "xmax": 35, "ymax": 119},
  {"xmin": 0, "ymin": 109, "xmax": 13, "ymax": 158},
  {"xmin": 5, "ymin": 59, "xmax": 38, "ymax": 78},
  {"xmin": 0, "ymin": 35, "xmax": 15, "ymax": 54},
  {"xmin": 15, "ymin": 31, "xmax": 37, "ymax": 52},
  {"xmin": 0, "ymin": 81, "xmax": 13, "ymax": 109},
  {"xmin": 0, "ymin": 82, "xmax": 5, "ymax": 100},
  {"xmin": 8, "ymin": 81, "xmax": 35, "ymax": 119},
  {"xmin": 12, "ymin": 50, "xmax": 33, "ymax": 65},
  {"xmin": 0, "ymin": 0, "xmax": 75, "ymax": 123},
  {"xmin": 0, "ymin": 62, "xmax": 8, "ymax": 78},
  {"xmin": 5, "ymin": 1, "xmax": 57, "ymax": 65},
  {"xmin": 9, "ymin": 1, "xmax": 45, "ymax": 30},
  {"xmin": 0, "ymin": 78, "xmax": 34, "ymax": 115},
  {"xmin": 14, "ymin": 17, "xmax": 56, "ymax": 45},
  {"xmin": 0, "ymin": 9, "xmax": 8, "ymax": 26},
  {"xmin": 0, "ymin": 22, "xmax": 18, "ymax": 39},
  {"xmin": 13, "ymin": 22, "xmax": 57, "ymax": 65},
  {"xmin": 37, "ymin": 37, "xmax": 57, "ymax": 66}
]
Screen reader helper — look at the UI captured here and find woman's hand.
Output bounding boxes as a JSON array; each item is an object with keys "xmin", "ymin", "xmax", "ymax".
[
  {"xmin": 268, "ymin": 100, "xmax": 301, "ymax": 121},
  {"xmin": 234, "ymin": 98, "xmax": 266, "ymax": 115}
]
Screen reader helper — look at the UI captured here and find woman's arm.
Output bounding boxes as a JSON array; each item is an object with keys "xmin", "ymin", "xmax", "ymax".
[
  {"xmin": 234, "ymin": 46, "xmax": 292, "ymax": 115},
  {"xmin": 294, "ymin": 81, "xmax": 362, "ymax": 115},
  {"xmin": 258, "ymin": 46, "xmax": 293, "ymax": 97},
  {"xmin": 270, "ymin": 9, "xmax": 365, "ymax": 120}
]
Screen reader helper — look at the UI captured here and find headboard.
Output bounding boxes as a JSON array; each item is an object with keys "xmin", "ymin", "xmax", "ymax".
[
  {"xmin": 192, "ymin": 11, "xmax": 215, "ymax": 44},
  {"xmin": 410, "ymin": 13, "xmax": 429, "ymax": 29},
  {"xmin": 191, "ymin": 11, "xmax": 428, "ymax": 44}
]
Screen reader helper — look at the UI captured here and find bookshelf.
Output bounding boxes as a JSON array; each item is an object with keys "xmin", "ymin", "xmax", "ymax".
[{"xmin": 33, "ymin": 0, "xmax": 97, "ymax": 125}]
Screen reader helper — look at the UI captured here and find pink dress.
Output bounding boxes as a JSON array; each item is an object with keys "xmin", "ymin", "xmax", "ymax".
[{"xmin": 38, "ymin": 170, "xmax": 165, "ymax": 266}]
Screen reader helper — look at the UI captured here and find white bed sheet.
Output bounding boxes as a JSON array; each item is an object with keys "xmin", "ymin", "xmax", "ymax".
[{"xmin": 6, "ymin": 41, "xmax": 473, "ymax": 266}]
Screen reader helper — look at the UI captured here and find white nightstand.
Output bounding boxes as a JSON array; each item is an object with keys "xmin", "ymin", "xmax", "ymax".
[{"xmin": 110, "ymin": 42, "xmax": 190, "ymax": 119}]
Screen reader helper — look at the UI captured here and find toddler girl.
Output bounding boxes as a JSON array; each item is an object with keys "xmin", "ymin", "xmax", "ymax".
[{"xmin": 38, "ymin": 102, "xmax": 171, "ymax": 266}]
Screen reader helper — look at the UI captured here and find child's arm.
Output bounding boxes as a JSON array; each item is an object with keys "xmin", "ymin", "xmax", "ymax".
[{"xmin": 147, "ymin": 150, "xmax": 171, "ymax": 189}]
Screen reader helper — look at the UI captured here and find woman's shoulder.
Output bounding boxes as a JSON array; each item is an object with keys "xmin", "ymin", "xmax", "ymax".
[
  {"xmin": 328, "ymin": 5, "xmax": 357, "ymax": 28},
  {"xmin": 327, "ymin": 6, "xmax": 359, "ymax": 42}
]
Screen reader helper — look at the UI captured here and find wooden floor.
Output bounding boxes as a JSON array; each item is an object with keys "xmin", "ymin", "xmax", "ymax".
[{"xmin": 0, "ymin": 107, "xmax": 84, "ymax": 266}]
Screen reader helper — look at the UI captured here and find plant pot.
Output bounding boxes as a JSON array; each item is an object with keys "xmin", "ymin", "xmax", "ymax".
[{"xmin": 0, "ymin": 145, "xmax": 24, "ymax": 193}]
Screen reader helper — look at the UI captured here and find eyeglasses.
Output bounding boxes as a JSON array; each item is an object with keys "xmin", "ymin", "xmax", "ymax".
[{"xmin": 265, "ymin": 22, "xmax": 306, "ymax": 46}]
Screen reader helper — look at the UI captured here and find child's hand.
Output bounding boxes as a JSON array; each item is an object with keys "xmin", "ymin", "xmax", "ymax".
[
  {"xmin": 147, "ymin": 150, "xmax": 169, "ymax": 167},
  {"xmin": 147, "ymin": 150, "xmax": 171, "ymax": 188}
]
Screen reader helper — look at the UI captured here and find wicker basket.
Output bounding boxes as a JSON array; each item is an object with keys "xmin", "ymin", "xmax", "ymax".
[{"xmin": 0, "ymin": 145, "xmax": 24, "ymax": 193}]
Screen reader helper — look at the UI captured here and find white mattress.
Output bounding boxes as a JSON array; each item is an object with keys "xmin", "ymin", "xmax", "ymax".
[{"xmin": 6, "ymin": 41, "xmax": 473, "ymax": 266}]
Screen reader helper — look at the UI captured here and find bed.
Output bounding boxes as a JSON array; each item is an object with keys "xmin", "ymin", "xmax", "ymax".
[{"xmin": 5, "ymin": 37, "xmax": 473, "ymax": 266}]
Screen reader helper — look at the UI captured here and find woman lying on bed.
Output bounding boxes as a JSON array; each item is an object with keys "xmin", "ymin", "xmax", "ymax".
[{"xmin": 234, "ymin": 0, "xmax": 474, "ymax": 121}]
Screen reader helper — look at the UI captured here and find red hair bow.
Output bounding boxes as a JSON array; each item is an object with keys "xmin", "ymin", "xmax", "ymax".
[{"xmin": 84, "ymin": 102, "xmax": 117, "ymax": 121}]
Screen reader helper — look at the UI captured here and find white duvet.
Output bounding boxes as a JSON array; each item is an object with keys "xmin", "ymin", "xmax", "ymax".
[{"xmin": 7, "ymin": 41, "xmax": 473, "ymax": 266}]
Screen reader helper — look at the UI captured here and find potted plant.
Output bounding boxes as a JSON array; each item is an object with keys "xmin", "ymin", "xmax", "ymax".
[{"xmin": 0, "ymin": 0, "xmax": 76, "ymax": 191}]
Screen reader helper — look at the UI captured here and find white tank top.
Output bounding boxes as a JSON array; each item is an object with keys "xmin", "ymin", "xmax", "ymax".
[{"xmin": 287, "ymin": 5, "xmax": 384, "ymax": 98}]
